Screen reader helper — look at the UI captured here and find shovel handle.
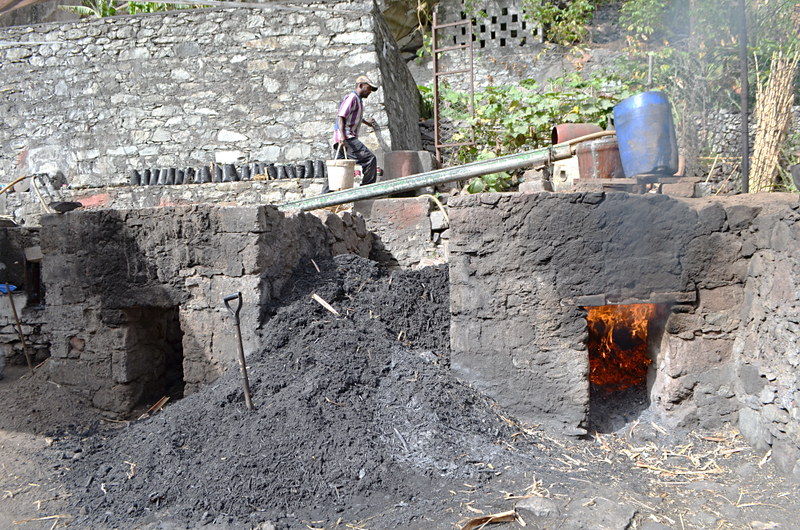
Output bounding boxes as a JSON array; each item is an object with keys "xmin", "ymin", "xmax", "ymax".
[{"xmin": 223, "ymin": 292, "xmax": 242, "ymax": 319}]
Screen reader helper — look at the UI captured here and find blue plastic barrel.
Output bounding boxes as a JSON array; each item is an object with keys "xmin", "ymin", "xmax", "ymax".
[{"xmin": 612, "ymin": 91, "xmax": 679, "ymax": 178}]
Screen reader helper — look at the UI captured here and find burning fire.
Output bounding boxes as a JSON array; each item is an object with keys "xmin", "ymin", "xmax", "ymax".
[{"xmin": 586, "ymin": 304, "xmax": 661, "ymax": 392}]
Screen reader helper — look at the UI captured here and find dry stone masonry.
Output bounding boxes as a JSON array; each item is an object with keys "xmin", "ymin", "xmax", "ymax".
[
  {"xmin": 447, "ymin": 192, "xmax": 800, "ymax": 480},
  {"xmin": 0, "ymin": 0, "xmax": 421, "ymax": 189},
  {"xmin": 38, "ymin": 204, "xmax": 371, "ymax": 413}
]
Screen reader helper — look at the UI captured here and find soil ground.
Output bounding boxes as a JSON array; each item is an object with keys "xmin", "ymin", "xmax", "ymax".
[{"xmin": 1, "ymin": 255, "xmax": 798, "ymax": 529}]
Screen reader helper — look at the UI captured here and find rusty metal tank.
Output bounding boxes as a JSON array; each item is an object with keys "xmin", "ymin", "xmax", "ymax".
[{"xmin": 575, "ymin": 136, "xmax": 624, "ymax": 180}]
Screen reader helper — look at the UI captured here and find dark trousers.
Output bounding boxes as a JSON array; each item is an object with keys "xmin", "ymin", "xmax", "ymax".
[{"xmin": 335, "ymin": 137, "xmax": 377, "ymax": 186}]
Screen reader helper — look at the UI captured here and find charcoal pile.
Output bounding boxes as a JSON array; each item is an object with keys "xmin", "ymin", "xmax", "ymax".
[{"xmin": 55, "ymin": 255, "xmax": 529, "ymax": 529}]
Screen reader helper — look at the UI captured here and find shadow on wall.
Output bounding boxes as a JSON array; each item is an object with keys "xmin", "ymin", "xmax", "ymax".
[
  {"xmin": 38, "ymin": 204, "xmax": 373, "ymax": 417},
  {"xmin": 41, "ymin": 209, "xmax": 200, "ymax": 415}
]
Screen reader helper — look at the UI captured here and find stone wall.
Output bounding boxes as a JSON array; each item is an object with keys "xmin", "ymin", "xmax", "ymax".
[
  {"xmin": 0, "ymin": 226, "xmax": 48, "ymax": 373},
  {"xmin": 355, "ymin": 196, "xmax": 447, "ymax": 268},
  {"xmin": 38, "ymin": 204, "xmax": 371, "ymax": 413},
  {"xmin": 702, "ymin": 106, "xmax": 800, "ymax": 163},
  {"xmin": 447, "ymin": 190, "xmax": 800, "ymax": 458},
  {"xmin": 1, "ymin": 174, "xmax": 327, "ymax": 227},
  {"xmin": 0, "ymin": 0, "xmax": 421, "ymax": 189},
  {"xmin": 733, "ymin": 200, "xmax": 800, "ymax": 480}
]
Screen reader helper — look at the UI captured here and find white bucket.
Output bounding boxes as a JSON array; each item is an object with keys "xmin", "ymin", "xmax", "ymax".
[{"xmin": 326, "ymin": 159, "xmax": 356, "ymax": 190}]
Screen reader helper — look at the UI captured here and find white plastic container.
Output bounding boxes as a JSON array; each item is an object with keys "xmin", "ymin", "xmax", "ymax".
[{"xmin": 326, "ymin": 159, "xmax": 356, "ymax": 190}]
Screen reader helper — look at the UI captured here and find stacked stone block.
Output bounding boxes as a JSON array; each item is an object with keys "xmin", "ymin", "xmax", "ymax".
[
  {"xmin": 39, "ymin": 204, "xmax": 371, "ymax": 413},
  {"xmin": 447, "ymin": 190, "xmax": 800, "ymax": 478}
]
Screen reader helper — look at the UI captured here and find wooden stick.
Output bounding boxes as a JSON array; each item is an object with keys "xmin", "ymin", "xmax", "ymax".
[
  {"xmin": 5, "ymin": 282, "xmax": 34, "ymax": 375},
  {"xmin": 635, "ymin": 462, "xmax": 724, "ymax": 475},
  {"xmin": 12, "ymin": 514, "xmax": 71, "ymax": 524},
  {"xmin": 311, "ymin": 293, "xmax": 340, "ymax": 316}
]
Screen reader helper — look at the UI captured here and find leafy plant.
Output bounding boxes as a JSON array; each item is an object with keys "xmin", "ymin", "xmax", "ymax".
[
  {"xmin": 437, "ymin": 72, "xmax": 634, "ymax": 166},
  {"xmin": 61, "ymin": 0, "xmax": 195, "ymax": 17},
  {"xmin": 522, "ymin": 0, "xmax": 596, "ymax": 45},
  {"xmin": 416, "ymin": 32, "xmax": 434, "ymax": 63},
  {"xmin": 418, "ymin": 84, "xmax": 434, "ymax": 120},
  {"xmin": 466, "ymin": 151, "xmax": 512, "ymax": 193},
  {"xmin": 618, "ymin": 0, "xmax": 671, "ymax": 46},
  {"xmin": 61, "ymin": 0, "xmax": 117, "ymax": 17},
  {"xmin": 426, "ymin": 72, "xmax": 635, "ymax": 192}
]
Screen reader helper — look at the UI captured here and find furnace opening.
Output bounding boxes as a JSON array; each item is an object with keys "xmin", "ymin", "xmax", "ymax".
[
  {"xmin": 126, "ymin": 307, "xmax": 185, "ymax": 412},
  {"xmin": 585, "ymin": 303, "xmax": 669, "ymax": 432}
]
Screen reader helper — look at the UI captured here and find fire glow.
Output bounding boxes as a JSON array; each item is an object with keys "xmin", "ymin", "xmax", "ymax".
[{"xmin": 586, "ymin": 304, "xmax": 661, "ymax": 392}]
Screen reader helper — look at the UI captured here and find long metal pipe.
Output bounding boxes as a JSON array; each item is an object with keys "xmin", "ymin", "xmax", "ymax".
[{"xmin": 278, "ymin": 143, "xmax": 574, "ymax": 212}]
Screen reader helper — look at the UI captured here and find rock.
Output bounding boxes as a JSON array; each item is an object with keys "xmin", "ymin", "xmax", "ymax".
[
  {"xmin": 515, "ymin": 496, "xmax": 560, "ymax": 520},
  {"xmin": 640, "ymin": 523, "xmax": 672, "ymax": 530},
  {"xmin": 771, "ymin": 440, "xmax": 800, "ymax": 480},
  {"xmin": 738, "ymin": 407, "xmax": 773, "ymax": 453},
  {"xmin": 50, "ymin": 201, "xmax": 82, "ymax": 213},
  {"xmin": 562, "ymin": 495, "xmax": 636, "ymax": 530}
]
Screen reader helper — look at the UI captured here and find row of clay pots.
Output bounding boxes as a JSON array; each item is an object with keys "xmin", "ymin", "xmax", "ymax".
[{"xmin": 129, "ymin": 160, "xmax": 328, "ymax": 186}]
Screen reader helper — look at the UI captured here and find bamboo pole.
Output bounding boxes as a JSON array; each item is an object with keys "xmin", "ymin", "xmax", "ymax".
[{"xmin": 749, "ymin": 49, "xmax": 800, "ymax": 192}]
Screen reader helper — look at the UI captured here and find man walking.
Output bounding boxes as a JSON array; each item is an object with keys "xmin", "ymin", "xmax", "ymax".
[{"xmin": 331, "ymin": 75, "xmax": 379, "ymax": 187}]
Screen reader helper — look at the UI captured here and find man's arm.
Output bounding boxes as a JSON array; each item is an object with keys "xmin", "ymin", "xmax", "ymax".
[{"xmin": 362, "ymin": 117, "xmax": 377, "ymax": 128}]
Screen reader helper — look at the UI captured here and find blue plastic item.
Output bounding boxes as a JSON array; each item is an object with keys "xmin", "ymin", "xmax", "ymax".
[
  {"xmin": 0, "ymin": 284, "xmax": 17, "ymax": 294},
  {"xmin": 612, "ymin": 91, "xmax": 679, "ymax": 178}
]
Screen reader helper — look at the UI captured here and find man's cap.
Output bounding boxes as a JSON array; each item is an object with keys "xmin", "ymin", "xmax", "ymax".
[{"xmin": 356, "ymin": 75, "xmax": 379, "ymax": 90}]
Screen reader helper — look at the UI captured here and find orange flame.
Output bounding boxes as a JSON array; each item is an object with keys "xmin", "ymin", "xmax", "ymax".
[{"xmin": 586, "ymin": 304, "xmax": 661, "ymax": 392}]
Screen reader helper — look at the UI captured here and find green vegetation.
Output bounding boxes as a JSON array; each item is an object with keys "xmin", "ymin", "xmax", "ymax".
[
  {"xmin": 422, "ymin": 72, "xmax": 635, "ymax": 192},
  {"xmin": 61, "ymin": 0, "xmax": 196, "ymax": 17},
  {"xmin": 417, "ymin": 0, "xmax": 798, "ymax": 191},
  {"xmin": 521, "ymin": 0, "xmax": 595, "ymax": 45},
  {"xmin": 616, "ymin": 0, "xmax": 799, "ymax": 178}
]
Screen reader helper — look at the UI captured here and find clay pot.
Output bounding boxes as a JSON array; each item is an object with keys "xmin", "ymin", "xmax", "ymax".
[
  {"xmin": 285, "ymin": 165, "xmax": 296, "ymax": 179},
  {"xmin": 200, "ymin": 166, "xmax": 212, "ymax": 184},
  {"xmin": 295, "ymin": 164, "xmax": 305, "ymax": 179},
  {"xmin": 213, "ymin": 165, "xmax": 223, "ymax": 183},
  {"xmin": 130, "ymin": 169, "xmax": 141, "ymax": 186},
  {"xmin": 157, "ymin": 168, "xmax": 168, "ymax": 185},
  {"xmin": 267, "ymin": 164, "xmax": 277, "ymax": 180},
  {"xmin": 276, "ymin": 165, "xmax": 286, "ymax": 179},
  {"xmin": 175, "ymin": 169, "xmax": 184, "ymax": 185},
  {"xmin": 241, "ymin": 164, "xmax": 251, "ymax": 181},
  {"xmin": 165, "ymin": 168, "xmax": 175, "ymax": 185},
  {"xmin": 141, "ymin": 169, "xmax": 151, "ymax": 186},
  {"xmin": 304, "ymin": 159, "xmax": 314, "ymax": 179},
  {"xmin": 149, "ymin": 169, "xmax": 159, "ymax": 186}
]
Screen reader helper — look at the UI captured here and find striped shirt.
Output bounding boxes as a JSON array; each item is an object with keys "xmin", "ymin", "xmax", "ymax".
[{"xmin": 332, "ymin": 91, "xmax": 363, "ymax": 145}]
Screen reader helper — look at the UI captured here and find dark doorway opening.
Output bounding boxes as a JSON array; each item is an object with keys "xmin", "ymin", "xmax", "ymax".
[
  {"xmin": 585, "ymin": 303, "xmax": 669, "ymax": 432},
  {"xmin": 127, "ymin": 307, "xmax": 185, "ymax": 413}
]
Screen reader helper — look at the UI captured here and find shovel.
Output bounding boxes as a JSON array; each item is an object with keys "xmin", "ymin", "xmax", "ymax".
[{"xmin": 223, "ymin": 292, "xmax": 254, "ymax": 410}]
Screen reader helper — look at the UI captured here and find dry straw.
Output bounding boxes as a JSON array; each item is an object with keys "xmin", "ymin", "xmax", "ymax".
[{"xmin": 749, "ymin": 48, "xmax": 800, "ymax": 192}]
